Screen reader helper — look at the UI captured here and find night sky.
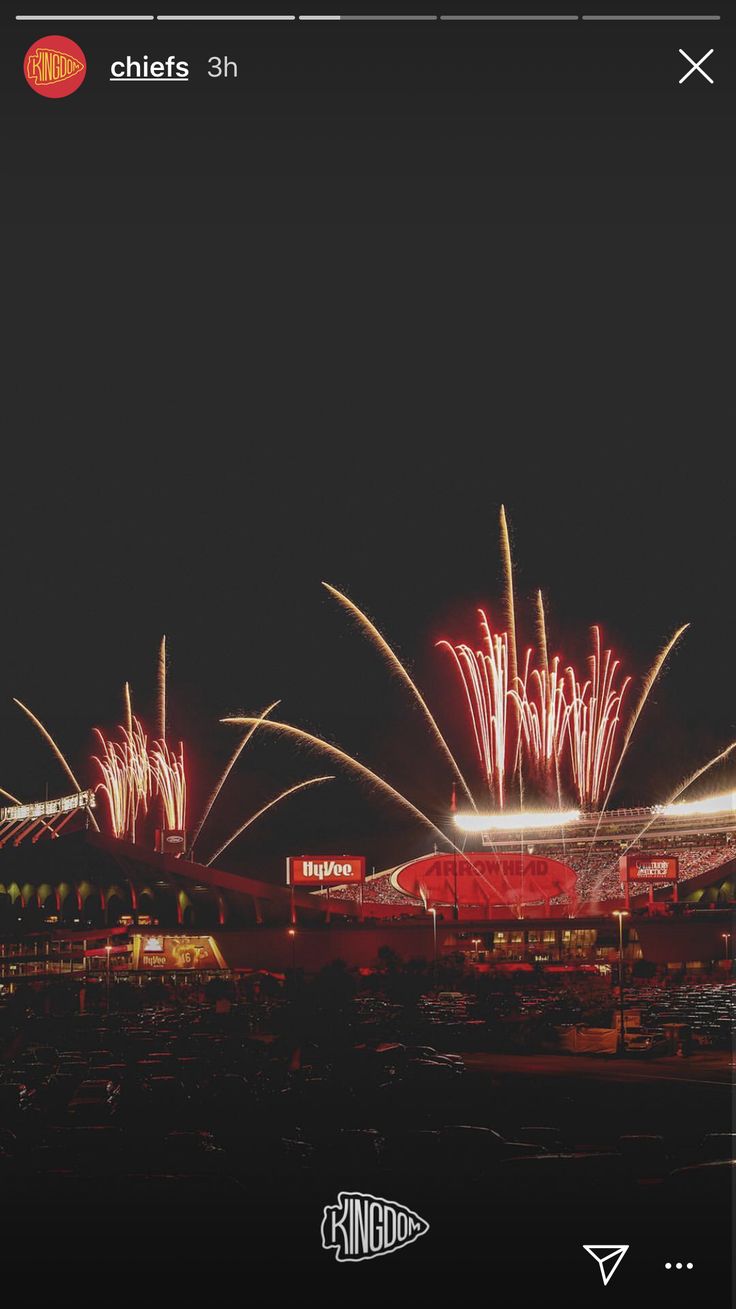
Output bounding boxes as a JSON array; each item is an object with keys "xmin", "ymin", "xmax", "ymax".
[{"xmin": 4, "ymin": 13, "xmax": 734, "ymax": 879}]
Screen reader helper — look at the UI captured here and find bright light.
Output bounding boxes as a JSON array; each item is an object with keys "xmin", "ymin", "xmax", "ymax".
[
  {"xmin": 0, "ymin": 790, "xmax": 96, "ymax": 824},
  {"xmin": 657, "ymin": 790, "xmax": 736, "ymax": 819},
  {"xmin": 454, "ymin": 809, "xmax": 580, "ymax": 833}
]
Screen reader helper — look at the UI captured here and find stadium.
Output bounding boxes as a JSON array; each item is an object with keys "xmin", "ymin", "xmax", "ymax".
[
  {"xmin": 0, "ymin": 566, "xmax": 733, "ymax": 988},
  {"xmin": 0, "ymin": 783, "xmax": 732, "ymax": 984}
]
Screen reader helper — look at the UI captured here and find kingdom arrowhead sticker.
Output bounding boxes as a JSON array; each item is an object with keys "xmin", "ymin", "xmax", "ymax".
[
  {"xmin": 321, "ymin": 1192, "xmax": 429, "ymax": 1262},
  {"xmin": 584, "ymin": 1244, "xmax": 629, "ymax": 1286}
]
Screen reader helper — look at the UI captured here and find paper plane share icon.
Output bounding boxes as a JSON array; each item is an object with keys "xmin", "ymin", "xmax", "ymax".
[{"xmin": 584, "ymin": 1245, "xmax": 629, "ymax": 1286}]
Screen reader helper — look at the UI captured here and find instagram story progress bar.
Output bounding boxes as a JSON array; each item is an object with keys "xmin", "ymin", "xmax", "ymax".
[{"xmin": 14, "ymin": 13, "xmax": 723, "ymax": 20}]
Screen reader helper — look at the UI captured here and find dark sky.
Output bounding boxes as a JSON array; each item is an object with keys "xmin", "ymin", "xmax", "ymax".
[{"xmin": 4, "ymin": 13, "xmax": 734, "ymax": 878}]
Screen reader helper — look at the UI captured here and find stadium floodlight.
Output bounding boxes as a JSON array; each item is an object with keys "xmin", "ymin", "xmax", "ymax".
[
  {"xmin": 453, "ymin": 809, "xmax": 581, "ymax": 833},
  {"xmin": 656, "ymin": 789, "xmax": 736, "ymax": 819}
]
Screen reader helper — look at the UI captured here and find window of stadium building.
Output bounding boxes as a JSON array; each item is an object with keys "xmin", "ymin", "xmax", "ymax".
[
  {"xmin": 561, "ymin": 929, "xmax": 597, "ymax": 959},
  {"xmin": 527, "ymin": 931, "xmax": 557, "ymax": 946},
  {"xmin": 491, "ymin": 931, "xmax": 528, "ymax": 959}
]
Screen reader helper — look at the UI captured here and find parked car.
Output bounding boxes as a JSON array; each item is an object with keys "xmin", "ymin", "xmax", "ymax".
[
  {"xmin": 68, "ymin": 1078, "xmax": 119, "ymax": 1120},
  {"xmin": 517, "ymin": 1125, "xmax": 566, "ymax": 1152},
  {"xmin": 406, "ymin": 1045, "xmax": 465, "ymax": 1073},
  {"xmin": 439, "ymin": 1125, "xmax": 540, "ymax": 1172},
  {"xmin": 625, "ymin": 1034, "xmax": 669, "ymax": 1057}
]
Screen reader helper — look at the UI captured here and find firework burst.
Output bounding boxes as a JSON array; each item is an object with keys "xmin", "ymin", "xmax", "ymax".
[
  {"xmin": 222, "ymin": 714, "xmax": 476, "ymax": 861},
  {"xmin": 563, "ymin": 628, "xmax": 631, "ymax": 809},
  {"xmin": 437, "ymin": 611, "xmax": 511, "ymax": 807},
  {"xmin": 594, "ymin": 623, "xmax": 690, "ymax": 831},
  {"xmin": 157, "ymin": 636, "xmax": 167, "ymax": 742},
  {"xmin": 322, "ymin": 582, "xmax": 476, "ymax": 810},
  {"xmin": 92, "ymin": 719, "xmax": 151, "ymax": 841},
  {"xmin": 499, "ymin": 504, "xmax": 518, "ymax": 690},
  {"xmin": 205, "ymin": 775, "xmax": 335, "ymax": 867},
  {"xmin": 151, "ymin": 739, "xmax": 186, "ymax": 831},
  {"xmin": 439, "ymin": 613, "xmax": 634, "ymax": 810},
  {"xmin": 513, "ymin": 653, "xmax": 570, "ymax": 783},
  {"xmin": 190, "ymin": 700, "xmax": 281, "ymax": 855}
]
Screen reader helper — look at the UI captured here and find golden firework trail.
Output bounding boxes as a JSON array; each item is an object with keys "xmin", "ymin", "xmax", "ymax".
[
  {"xmin": 499, "ymin": 505, "xmax": 518, "ymax": 691},
  {"xmin": 593, "ymin": 622, "xmax": 690, "ymax": 841},
  {"xmin": 151, "ymin": 739, "xmax": 186, "ymax": 831},
  {"xmin": 512, "ymin": 653, "xmax": 570, "ymax": 779},
  {"xmin": 205, "ymin": 776, "xmax": 335, "ymax": 867},
  {"xmin": 13, "ymin": 697, "xmax": 100, "ymax": 831},
  {"xmin": 588, "ymin": 736, "xmax": 736, "ymax": 902},
  {"xmin": 622, "ymin": 738, "xmax": 736, "ymax": 857},
  {"xmin": 565, "ymin": 628, "xmax": 630, "ymax": 809},
  {"xmin": 536, "ymin": 589, "xmax": 549, "ymax": 678},
  {"xmin": 222, "ymin": 715, "xmax": 474, "ymax": 858},
  {"xmin": 323, "ymin": 582, "xmax": 477, "ymax": 810},
  {"xmin": 129, "ymin": 719, "xmax": 152, "ymax": 806},
  {"xmin": 124, "ymin": 682, "xmax": 133, "ymax": 740},
  {"xmin": 93, "ymin": 732, "xmax": 131, "ymax": 840},
  {"xmin": 157, "ymin": 636, "xmax": 167, "ymax": 743},
  {"xmin": 189, "ymin": 700, "xmax": 281, "ymax": 854},
  {"xmin": 92, "ymin": 719, "xmax": 151, "ymax": 841},
  {"xmin": 438, "ymin": 610, "xmax": 510, "ymax": 807}
]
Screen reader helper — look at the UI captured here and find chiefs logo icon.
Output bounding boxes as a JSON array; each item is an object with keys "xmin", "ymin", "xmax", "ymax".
[{"xmin": 24, "ymin": 34, "xmax": 87, "ymax": 98}]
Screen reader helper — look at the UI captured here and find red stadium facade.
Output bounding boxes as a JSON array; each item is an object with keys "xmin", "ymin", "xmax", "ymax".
[
  {"xmin": 0, "ymin": 790, "xmax": 732, "ymax": 980},
  {"xmin": 391, "ymin": 852, "xmax": 578, "ymax": 914}
]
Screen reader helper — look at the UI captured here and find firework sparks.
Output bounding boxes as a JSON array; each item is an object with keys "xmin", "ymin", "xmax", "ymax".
[
  {"xmin": 623, "ymin": 738, "xmax": 736, "ymax": 856},
  {"xmin": 499, "ymin": 505, "xmax": 518, "ymax": 691},
  {"xmin": 594, "ymin": 623, "xmax": 690, "ymax": 835},
  {"xmin": 322, "ymin": 582, "xmax": 476, "ymax": 810},
  {"xmin": 13, "ymin": 697, "xmax": 100, "ymax": 832},
  {"xmin": 151, "ymin": 739, "xmax": 186, "ymax": 832},
  {"xmin": 205, "ymin": 776, "xmax": 335, "ymax": 867},
  {"xmin": 588, "ymin": 737, "xmax": 736, "ymax": 902},
  {"xmin": 124, "ymin": 682, "xmax": 133, "ymax": 740},
  {"xmin": 565, "ymin": 628, "xmax": 630, "ymax": 809},
  {"xmin": 127, "ymin": 719, "xmax": 153, "ymax": 837},
  {"xmin": 536, "ymin": 590, "xmax": 549, "ymax": 676},
  {"xmin": 157, "ymin": 636, "xmax": 167, "ymax": 743},
  {"xmin": 438, "ymin": 610, "xmax": 511, "ymax": 807},
  {"xmin": 92, "ymin": 719, "xmax": 151, "ymax": 841},
  {"xmin": 222, "ymin": 714, "xmax": 474, "ymax": 857},
  {"xmin": 441, "ymin": 615, "xmax": 632, "ymax": 811},
  {"xmin": 513, "ymin": 653, "xmax": 570, "ymax": 780},
  {"xmin": 189, "ymin": 700, "xmax": 281, "ymax": 854},
  {"xmin": 93, "ymin": 732, "xmax": 132, "ymax": 840}
]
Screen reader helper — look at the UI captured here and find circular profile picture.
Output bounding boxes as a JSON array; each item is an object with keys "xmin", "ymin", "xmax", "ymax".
[{"xmin": 24, "ymin": 34, "xmax": 87, "ymax": 99}]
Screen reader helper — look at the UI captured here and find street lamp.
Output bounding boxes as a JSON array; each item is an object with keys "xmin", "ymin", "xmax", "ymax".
[
  {"xmin": 722, "ymin": 932, "xmax": 731, "ymax": 961},
  {"xmin": 105, "ymin": 943, "xmax": 112, "ymax": 1011},
  {"xmin": 429, "ymin": 907, "xmax": 438, "ymax": 993},
  {"xmin": 612, "ymin": 911, "xmax": 629, "ymax": 1056},
  {"xmin": 472, "ymin": 937, "xmax": 481, "ymax": 961},
  {"xmin": 287, "ymin": 927, "xmax": 296, "ymax": 971}
]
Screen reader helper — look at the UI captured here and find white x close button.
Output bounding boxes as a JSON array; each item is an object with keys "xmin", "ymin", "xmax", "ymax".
[{"xmin": 679, "ymin": 49, "xmax": 714, "ymax": 85}]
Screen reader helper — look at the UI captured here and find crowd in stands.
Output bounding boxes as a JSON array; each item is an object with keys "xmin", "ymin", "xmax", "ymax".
[{"xmin": 325, "ymin": 843, "xmax": 733, "ymax": 910}]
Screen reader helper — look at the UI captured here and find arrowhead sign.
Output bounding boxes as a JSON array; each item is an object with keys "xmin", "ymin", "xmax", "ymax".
[{"xmin": 583, "ymin": 1244, "xmax": 629, "ymax": 1286}]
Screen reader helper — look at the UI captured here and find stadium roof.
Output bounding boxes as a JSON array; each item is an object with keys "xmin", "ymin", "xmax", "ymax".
[{"xmin": 0, "ymin": 829, "xmax": 358, "ymax": 926}]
